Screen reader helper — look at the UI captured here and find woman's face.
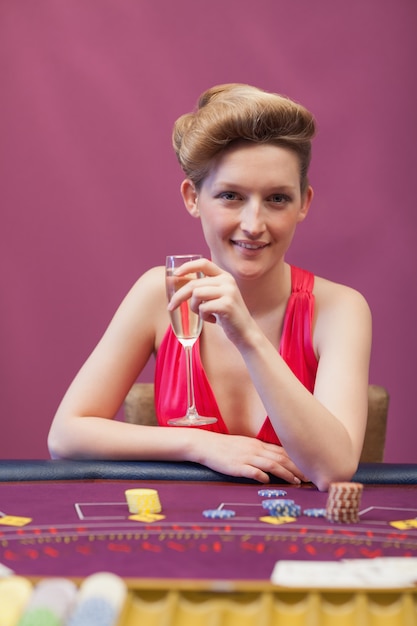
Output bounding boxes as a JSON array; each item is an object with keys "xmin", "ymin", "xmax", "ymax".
[{"xmin": 181, "ymin": 142, "xmax": 313, "ymax": 282}]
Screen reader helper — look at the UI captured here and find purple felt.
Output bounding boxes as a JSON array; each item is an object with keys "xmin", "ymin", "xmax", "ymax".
[{"xmin": 0, "ymin": 481, "xmax": 416, "ymax": 581}]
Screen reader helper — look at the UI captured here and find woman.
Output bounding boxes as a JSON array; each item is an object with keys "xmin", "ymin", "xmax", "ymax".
[{"xmin": 48, "ymin": 83, "xmax": 372, "ymax": 491}]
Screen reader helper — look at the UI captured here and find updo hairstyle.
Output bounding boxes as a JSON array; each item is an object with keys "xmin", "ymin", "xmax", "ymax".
[{"xmin": 172, "ymin": 83, "xmax": 316, "ymax": 195}]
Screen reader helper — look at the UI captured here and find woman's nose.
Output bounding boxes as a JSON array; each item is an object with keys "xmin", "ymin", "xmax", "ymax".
[{"xmin": 240, "ymin": 201, "xmax": 265, "ymax": 236}]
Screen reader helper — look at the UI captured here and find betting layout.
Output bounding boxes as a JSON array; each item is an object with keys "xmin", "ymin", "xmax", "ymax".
[{"xmin": 0, "ymin": 481, "xmax": 416, "ymax": 581}]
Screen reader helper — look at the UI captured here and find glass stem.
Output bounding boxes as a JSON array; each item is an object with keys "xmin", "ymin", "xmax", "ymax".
[{"xmin": 184, "ymin": 344, "xmax": 198, "ymax": 417}]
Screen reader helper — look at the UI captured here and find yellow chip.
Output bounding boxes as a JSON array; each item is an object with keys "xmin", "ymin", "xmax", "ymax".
[
  {"xmin": 0, "ymin": 515, "xmax": 32, "ymax": 527},
  {"xmin": 0, "ymin": 576, "xmax": 33, "ymax": 624},
  {"xmin": 129, "ymin": 513, "xmax": 166, "ymax": 523},
  {"xmin": 390, "ymin": 519, "xmax": 417, "ymax": 530},
  {"xmin": 259, "ymin": 515, "xmax": 297, "ymax": 525},
  {"xmin": 125, "ymin": 488, "xmax": 161, "ymax": 514}
]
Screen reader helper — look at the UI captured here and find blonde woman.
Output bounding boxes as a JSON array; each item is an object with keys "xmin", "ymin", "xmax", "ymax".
[{"xmin": 48, "ymin": 84, "xmax": 371, "ymax": 491}]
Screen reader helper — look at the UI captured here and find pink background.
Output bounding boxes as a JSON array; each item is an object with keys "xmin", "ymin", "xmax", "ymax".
[{"xmin": 1, "ymin": 1, "xmax": 416, "ymax": 461}]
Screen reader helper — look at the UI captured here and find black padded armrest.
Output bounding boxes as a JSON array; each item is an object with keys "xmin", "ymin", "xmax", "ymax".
[
  {"xmin": 0, "ymin": 460, "xmax": 416, "ymax": 484},
  {"xmin": 353, "ymin": 463, "xmax": 417, "ymax": 484}
]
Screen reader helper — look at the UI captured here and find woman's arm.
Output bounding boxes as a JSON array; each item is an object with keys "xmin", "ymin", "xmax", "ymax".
[
  {"xmin": 235, "ymin": 281, "xmax": 372, "ymax": 491},
  {"xmin": 48, "ymin": 266, "xmax": 307, "ymax": 485},
  {"xmin": 48, "ymin": 266, "xmax": 166, "ymax": 459},
  {"xmin": 169, "ymin": 260, "xmax": 372, "ymax": 491}
]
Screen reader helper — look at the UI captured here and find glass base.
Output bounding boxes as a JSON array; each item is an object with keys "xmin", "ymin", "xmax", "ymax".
[{"xmin": 167, "ymin": 414, "xmax": 218, "ymax": 426}]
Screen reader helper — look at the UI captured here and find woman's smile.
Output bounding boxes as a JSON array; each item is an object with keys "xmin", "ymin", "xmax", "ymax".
[
  {"xmin": 231, "ymin": 239, "xmax": 270, "ymax": 251},
  {"xmin": 187, "ymin": 142, "xmax": 312, "ymax": 279}
]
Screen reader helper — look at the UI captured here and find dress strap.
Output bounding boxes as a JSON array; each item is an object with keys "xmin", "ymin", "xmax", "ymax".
[
  {"xmin": 290, "ymin": 264, "xmax": 314, "ymax": 294},
  {"xmin": 279, "ymin": 266, "xmax": 317, "ymax": 392}
]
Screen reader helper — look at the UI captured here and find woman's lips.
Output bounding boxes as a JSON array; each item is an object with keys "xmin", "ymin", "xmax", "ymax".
[{"xmin": 232, "ymin": 240, "xmax": 269, "ymax": 250}]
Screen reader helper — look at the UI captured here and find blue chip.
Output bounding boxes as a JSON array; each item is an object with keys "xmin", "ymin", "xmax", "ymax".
[
  {"xmin": 67, "ymin": 598, "xmax": 116, "ymax": 626},
  {"xmin": 262, "ymin": 498, "xmax": 295, "ymax": 510},
  {"xmin": 202, "ymin": 509, "xmax": 236, "ymax": 519},
  {"xmin": 270, "ymin": 504, "xmax": 301, "ymax": 517},
  {"xmin": 258, "ymin": 489, "xmax": 287, "ymax": 497},
  {"xmin": 303, "ymin": 508, "xmax": 326, "ymax": 518}
]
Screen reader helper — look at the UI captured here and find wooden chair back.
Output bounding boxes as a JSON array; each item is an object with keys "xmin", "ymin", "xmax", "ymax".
[{"xmin": 124, "ymin": 383, "xmax": 389, "ymax": 463}]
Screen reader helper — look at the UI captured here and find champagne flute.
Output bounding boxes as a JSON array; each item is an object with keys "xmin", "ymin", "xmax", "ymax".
[{"xmin": 165, "ymin": 254, "xmax": 217, "ymax": 426}]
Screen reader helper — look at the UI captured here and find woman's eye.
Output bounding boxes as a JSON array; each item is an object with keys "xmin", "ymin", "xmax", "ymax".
[
  {"xmin": 270, "ymin": 194, "xmax": 290, "ymax": 204},
  {"xmin": 219, "ymin": 191, "xmax": 238, "ymax": 201}
]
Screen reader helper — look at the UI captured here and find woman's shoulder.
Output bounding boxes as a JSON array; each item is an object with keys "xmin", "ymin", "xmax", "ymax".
[
  {"xmin": 109, "ymin": 265, "xmax": 169, "ymax": 348},
  {"xmin": 135, "ymin": 264, "xmax": 165, "ymax": 283},
  {"xmin": 313, "ymin": 273, "xmax": 369, "ymax": 308},
  {"xmin": 128, "ymin": 265, "xmax": 166, "ymax": 297},
  {"xmin": 312, "ymin": 273, "xmax": 372, "ymax": 336},
  {"xmin": 115, "ymin": 265, "xmax": 167, "ymax": 322},
  {"xmin": 310, "ymin": 272, "xmax": 372, "ymax": 362}
]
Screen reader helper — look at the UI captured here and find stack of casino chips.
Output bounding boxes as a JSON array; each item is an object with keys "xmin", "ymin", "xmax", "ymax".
[
  {"xmin": 67, "ymin": 572, "xmax": 127, "ymax": 626},
  {"xmin": 125, "ymin": 488, "xmax": 161, "ymax": 514},
  {"xmin": 0, "ymin": 576, "xmax": 33, "ymax": 626},
  {"xmin": 2, "ymin": 573, "xmax": 127, "ymax": 626},
  {"xmin": 261, "ymin": 498, "xmax": 301, "ymax": 518},
  {"xmin": 325, "ymin": 482, "xmax": 363, "ymax": 523},
  {"xmin": 15, "ymin": 578, "xmax": 77, "ymax": 626}
]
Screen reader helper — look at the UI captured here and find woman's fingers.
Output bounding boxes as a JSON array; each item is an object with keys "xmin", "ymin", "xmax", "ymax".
[
  {"xmin": 203, "ymin": 434, "xmax": 307, "ymax": 485},
  {"xmin": 173, "ymin": 258, "xmax": 222, "ymax": 277}
]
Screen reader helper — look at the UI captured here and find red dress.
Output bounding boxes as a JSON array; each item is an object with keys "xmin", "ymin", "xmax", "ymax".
[{"xmin": 154, "ymin": 265, "xmax": 318, "ymax": 444}]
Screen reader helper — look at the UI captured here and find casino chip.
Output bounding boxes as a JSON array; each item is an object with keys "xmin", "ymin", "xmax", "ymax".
[
  {"xmin": 68, "ymin": 573, "xmax": 126, "ymax": 626},
  {"xmin": 125, "ymin": 488, "xmax": 161, "ymax": 514},
  {"xmin": 261, "ymin": 499, "xmax": 295, "ymax": 510},
  {"xmin": 16, "ymin": 579, "xmax": 78, "ymax": 626},
  {"xmin": 261, "ymin": 499, "xmax": 301, "ymax": 517},
  {"xmin": 202, "ymin": 509, "xmax": 236, "ymax": 519},
  {"xmin": 258, "ymin": 489, "xmax": 287, "ymax": 498},
  {"xmin": 325, "ymin": 482, "xmax": 363, "ymax": 524},
  {"xmin": 303, "ymin": 508, "xmax": 326, "ymax": 518}
]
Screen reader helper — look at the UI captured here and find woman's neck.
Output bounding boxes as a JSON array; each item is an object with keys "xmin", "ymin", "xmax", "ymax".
[{"xmin": 237, "ymin": 262, "xmax": 292, "ymax": 317}]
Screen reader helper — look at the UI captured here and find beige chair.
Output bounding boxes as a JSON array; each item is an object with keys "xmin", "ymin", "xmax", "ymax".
[
  {"xmin": 125, "ymin": 382, "xmax": 158, "ymax": 427},
  {"xmin": 359, "ymin": 384, "xmax": 389, "ymax": 463},
  {"xmin": 124, "ymin": 383, "xmax": 389, "ymax": 463}
]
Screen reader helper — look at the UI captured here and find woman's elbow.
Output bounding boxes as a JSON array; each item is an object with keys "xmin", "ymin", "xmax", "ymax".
[
  {"xmin": 313, "ymin": 460, "xmax": 359, "ymax": 492},
  {"xmin": 47, "ymin": 422, "xmax": 76, "ymax": 460},
  {"xmin": 48, "ymin": 430, "xmax": 66, "ymax": 460}
]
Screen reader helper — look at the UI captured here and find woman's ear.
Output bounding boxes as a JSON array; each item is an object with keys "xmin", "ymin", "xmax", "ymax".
[
  {"xmin": 297, "ymin": 185, "xmax": 314, "ymax": 223},
  {"xmin": 180, "ymin": 179, "xmax": 200, "ymax": 217}
]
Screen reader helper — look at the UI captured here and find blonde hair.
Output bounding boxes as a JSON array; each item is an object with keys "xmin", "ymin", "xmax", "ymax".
[{"xmin": 173, "ymin": 83, "xmax": 316, "ymax": 194}]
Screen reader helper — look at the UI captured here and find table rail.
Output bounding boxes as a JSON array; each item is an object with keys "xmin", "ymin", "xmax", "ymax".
[{"xmin": 0, "ymin": 460, "xmax": 416, "ymax": 483}]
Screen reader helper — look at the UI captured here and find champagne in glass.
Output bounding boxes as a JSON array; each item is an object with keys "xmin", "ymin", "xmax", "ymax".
[{"xmin": 165, "ymin": 255, "xmax": 217, "ymax": 426}]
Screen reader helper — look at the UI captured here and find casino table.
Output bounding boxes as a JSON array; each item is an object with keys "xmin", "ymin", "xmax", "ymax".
[{"xmin": 0, "ymin": 460, "xmax": 417, "ymax": 624}]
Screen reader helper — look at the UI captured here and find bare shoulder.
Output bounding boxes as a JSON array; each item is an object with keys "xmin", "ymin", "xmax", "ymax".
[
  {"xmin": 312, "ymin": 275, "xmax": 372, "ymax": 354},
  {"xmin": 129, "ymin": 265, "xmax": 166, "ymax": 295},
  {"xmin": 118, "ymin": 265, "xmax": 167, "ymax": 314},
  {"xmin": 313, "ymin": 274, "xmax": 371, "ymax": 316},
  {"xmin": 108, "ymin": 265, "xmax": 168, "ymax": 342}
]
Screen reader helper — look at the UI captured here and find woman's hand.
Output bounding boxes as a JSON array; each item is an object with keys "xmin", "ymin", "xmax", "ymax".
[
  {"xmin": 190, "ymin": 429, "xmax": 309, "ymax": 484},
  {"xmin": 167, "ymin": 258, "xmax": 254, "ymax": 345}
]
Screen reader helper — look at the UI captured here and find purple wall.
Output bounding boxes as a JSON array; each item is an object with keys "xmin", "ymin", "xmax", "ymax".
[{"xmin": 1, "ymin": 1, "xmax": 416, "ymax": 461}]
